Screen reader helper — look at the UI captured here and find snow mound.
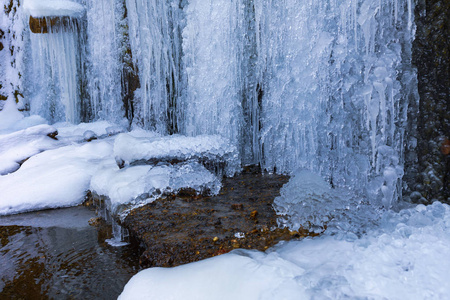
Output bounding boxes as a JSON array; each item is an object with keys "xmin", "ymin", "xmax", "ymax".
[
  {"xmin": 0, "ymin": 124, "xmax": 59, "ymax": 175},
  {"xmin": 114, "ymin": 133, "xmax": 240, "ymax": 176},
  {"xmin": 0, "ymin": 140, "xmax": 114, "ymax": 215},
  {"xmin": 54, "ymin": 121, "xmax": 127, "ymax": 143},
  {"xmin": 119, "ymin": 202, "xmax": 450, "ymax": 300},
  {"xmin": 90, "ymin": 162, "xmax": 221, "ymax": 215},
  {"xmin": 23, "ymin": 0, "xmax": 85, "ymax": 18}
]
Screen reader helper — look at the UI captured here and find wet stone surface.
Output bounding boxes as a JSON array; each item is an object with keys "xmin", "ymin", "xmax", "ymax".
[{"xmin": 122, "ymin": 169, "xmax": 316, "ymax": 268}]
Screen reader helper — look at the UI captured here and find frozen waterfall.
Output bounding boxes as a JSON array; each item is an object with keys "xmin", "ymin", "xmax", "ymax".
[{"xmin": 0, "ymin": 0, "xmax": 417, "ymax": 208}]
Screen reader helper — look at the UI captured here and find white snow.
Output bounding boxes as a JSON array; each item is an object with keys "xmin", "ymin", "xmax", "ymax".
[
  {"xmin": 114, "ymin": 133, "xmax": 240, "ymax": 176},
  {"xmin": 0, "ymin": 124, "xmax": 59, "ymax": 175},
  {"xmin": 53, "ymin": 120, "xmax": 127, "ymax": 143},
  {"xmin": 119, "ymin": 202, "xmax": 450, "ymax": 300},
  {"xmin": 0, "ymin": 140, "xmax": 114, "ymax": 215},
  {"xmin": 90, "ymin": 162, "xmax": 221, "ymax": 214},
  {"xmin": 23, "ymin": 0, "xmax": 85, "ymax": 18},
  {"xmin": 0, "ymin": 99, "xmax": 25, "ymax": 132}
]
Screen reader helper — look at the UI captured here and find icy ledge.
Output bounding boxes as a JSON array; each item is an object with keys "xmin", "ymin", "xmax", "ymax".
[
  {"xmin": 90, "ymin": 162, "xmax": 222, "ymax": 218},
  {"xmin": 114, "ymin": 133, "xmax": 240, "ymax": 177},
  {"xmin": 23, "ymin": 0, "xmax": 85, "ymax": 18}
]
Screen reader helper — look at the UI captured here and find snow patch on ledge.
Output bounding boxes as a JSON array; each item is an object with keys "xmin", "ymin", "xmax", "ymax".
[
  {"xmin": 23, "ymin": 0, "xmax": 85, "ymax": 18},
  {"xmin": 114, "ymin": 133, "xmax": 240, "ymax": 176},
  {"xmin": 0, "ymin": 140, "xmax": 114, "ymax": 216}
]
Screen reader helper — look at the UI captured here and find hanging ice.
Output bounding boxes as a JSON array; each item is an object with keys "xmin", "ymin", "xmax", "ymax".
[
  {"xmin": 25, "ymin": 0, "xmax": 86, "ymax": 123},
  {"xmin": 180, "ymin": 0, "xmax": 245, "ymax": 149}
]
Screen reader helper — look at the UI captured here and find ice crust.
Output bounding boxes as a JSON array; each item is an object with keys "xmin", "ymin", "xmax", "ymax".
[
  {"xmin": 120, "ymin": 202, "xmax": 450, "ymax": 300},
  {"xmin": 53, "ymin": 120, "xmax": 127, "ymax": 142},
  {"xmin": 114, "ymin": 133, "xmax": 240, "ymax": 176},
  {"xmin": 90, "ymin": 162, "xmax": 221, "ymax": 214},
  {"xmin": 23, "ymin": 0, "xmax": 85, "ymax": 18}
]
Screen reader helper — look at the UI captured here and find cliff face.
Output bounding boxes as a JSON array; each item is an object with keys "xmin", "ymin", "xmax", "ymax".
[{"xmin": 411, "ymin": 0, "xmax": 450, "ymax": 203}]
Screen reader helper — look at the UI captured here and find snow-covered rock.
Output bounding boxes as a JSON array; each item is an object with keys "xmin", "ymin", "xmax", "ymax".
[
  {"xmin": 0, "ymin": 140, "xmax": 114, "ymax": 215},
  {"xmin": 119, "ymin": 202, "xmax": 450, "ymax": 300},
  {"xmin": 114, "ymin": 133, "xmax": 240, "ymax": 176},
  {"xmin": 0, "ymin": 124, "xmax": 59, "ymax": 175},
  {"xmin": 23, "ymin": 0, "xmax": 85, "ymax": 18},
  {"xmin": 90, "ymin": 162, "xmax": 221, "ymax": 214}
]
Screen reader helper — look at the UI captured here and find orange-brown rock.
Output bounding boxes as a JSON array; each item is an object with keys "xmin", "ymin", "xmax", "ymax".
[{"xmin": 29, "ymin": 16, "xmax": 76, "ymax": 34}]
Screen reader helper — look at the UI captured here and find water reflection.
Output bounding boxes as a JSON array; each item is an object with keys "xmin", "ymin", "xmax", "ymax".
[{"xmin": 0, "ymin": 206, "xmax": 139, "ymax": 299}]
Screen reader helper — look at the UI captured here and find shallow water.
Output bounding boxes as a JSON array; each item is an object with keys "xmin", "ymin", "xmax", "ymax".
[{"xmin": 0, "ymin": 206, "xmax": 139, "ymax": 299}]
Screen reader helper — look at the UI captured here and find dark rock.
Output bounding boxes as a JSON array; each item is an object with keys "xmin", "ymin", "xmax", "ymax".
[
  {"xmin": 409, "ymin": 0, "xmax": 450, "ymax": 203},
  {"xmin": 46, "ymin": 130, "xmax": 58, "ymax": 140}
]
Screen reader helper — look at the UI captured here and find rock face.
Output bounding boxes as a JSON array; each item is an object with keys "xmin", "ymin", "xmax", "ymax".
[
  {"xmin": 29, "ymin": 16, "xmax": 79, "ymax": 34},
  {"xmin": 411, "ymin": 0, "xmax": 450, "ymax": 203},
  {"xmin": 121, "ymin": 170, "xmax": 315, "ymax": 268}
]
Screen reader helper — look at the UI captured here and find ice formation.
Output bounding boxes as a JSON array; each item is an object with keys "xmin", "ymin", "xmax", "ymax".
[
  {"xmin": 0, "ymin": 0, "xmax": 434, "ymax": 297},
  {"xmin": 90, "ymin": 162, "xmax": 221, "ymax": 215},
  {"xmin": 114, "ymin": 133, "xmax": 240, "ymax": 176}
]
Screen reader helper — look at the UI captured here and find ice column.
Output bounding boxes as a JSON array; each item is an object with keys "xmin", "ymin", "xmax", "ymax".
[
  {"xmin": 29, "ymin": 17, "xmax": 83, "ymax": 123},
  {"xmin": 180, "ymin": 0, "xmax": 245, "ymax": 148},
  {"xmin": 125, "ymin": 0, "xmax": 182, "ymax": 133},
  {"xmin": 84, "ymin": 0, "xmax": 125, "ymax": 122}
]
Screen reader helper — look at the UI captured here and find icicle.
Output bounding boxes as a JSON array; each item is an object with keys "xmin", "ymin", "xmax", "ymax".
[{"xmin": 106, "ymin": 218, "xmax": 130, "ymax": 247}]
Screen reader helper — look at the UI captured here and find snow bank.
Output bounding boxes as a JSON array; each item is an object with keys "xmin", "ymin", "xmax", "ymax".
[
  {"xmin": 0, "ymin": 99, "xmax": 25, "ymax": 131},
  {"xmin": 0, "ymin": 124, "xmax": 59, "ymax": 175},
  {"xmin": 90, "ymin": 162, "xmax": 221, "ymax": 214},
  {"xmin": 114, "ymin": 133, "xmax": 240, "ymax": 176},
  {"xmin": 0, "ymin": 140, "xmax": 114, "ymax": 215},
  {"xmin": 119, "ymin": 202, "xmax": 450, "ymax": 299},
  {"xmin": 23, "ymin": 0, "xmax": 85, "ymax": 18}
]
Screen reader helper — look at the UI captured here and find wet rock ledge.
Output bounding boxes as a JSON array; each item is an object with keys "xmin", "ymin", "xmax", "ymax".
[{"xmin": 121, "ymin": 168, "xmax": 315, "ymax": 268}]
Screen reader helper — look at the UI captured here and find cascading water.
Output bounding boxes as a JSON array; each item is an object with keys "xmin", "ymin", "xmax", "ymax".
[{"xmin": 0, "ymin": 0, "xmax": 417, "ymax": 209}]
